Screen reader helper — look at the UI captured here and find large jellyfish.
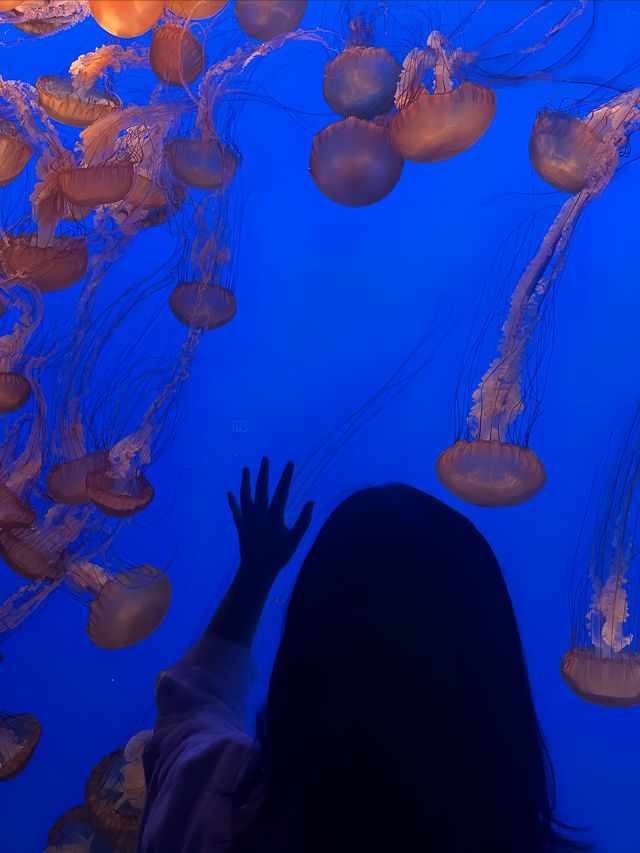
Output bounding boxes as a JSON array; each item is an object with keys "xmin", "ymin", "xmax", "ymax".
[
  {"xmin": 562, "ymin": 410, "xmax": 640, "ymax": 707},
  {"xmin": 0, "ymin": 709, "xmax": 41, "ymax": 781},
  {"xmin": 89, "ymin": 0, "xmax": 163, "ymax": 39},
  {"xmin": 45, "ymin": 805, "xmax": 116, "ymax": 853},
  {"xmin": 150, "ymin": 19, "xmax": 205, "ymax": 87},
  {"xmin": 438, "ymin": 87, "xmax": 640, "ymax": 508},
  {"xmin": 235, "ymin": 0, "xmax": 306, "ymax": 41},
  {"xmin": 85, "ymin": 730, "xmax": 152, "ymax": 851}
]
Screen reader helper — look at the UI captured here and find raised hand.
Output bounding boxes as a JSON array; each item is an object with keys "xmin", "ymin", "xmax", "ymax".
[{"xmin": 227, "ymin": 458, "xmax": 314, "ymax": 584}]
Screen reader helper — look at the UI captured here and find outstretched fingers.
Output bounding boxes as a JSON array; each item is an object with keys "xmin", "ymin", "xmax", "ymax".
[
  {"xmin": 271, "ymin": 460, "xmax": 295, "ymax": 517},
  {"xmin": 240, "ymin": 466, "xmax": 252, "ymax": 515},
  {"xmin": 227, "ymin": 491, "xmax": 241, "ymax": 528},
  {"xmin": 255, "ymin": 457, "xmax": 270, "ymax": 510}
]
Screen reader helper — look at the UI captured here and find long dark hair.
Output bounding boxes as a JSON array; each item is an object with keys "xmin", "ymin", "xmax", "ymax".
[{"xmin": 233, "ymin": 486, "xmax": 589, "ymax": 852}]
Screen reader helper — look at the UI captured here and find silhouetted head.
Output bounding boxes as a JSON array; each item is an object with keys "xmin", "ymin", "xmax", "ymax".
[{"xmin": 236, "ymin": 485, "xmax": 587, "ymax": 852}]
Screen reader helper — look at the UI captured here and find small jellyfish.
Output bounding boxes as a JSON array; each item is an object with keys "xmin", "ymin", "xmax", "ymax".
[
  {"xmin": 0, "ymin": 530, "xmax": 61, "ymax": 581},
  {"xmin": 323, "ymin": 16, "xmax": 401, "ymax": 120},
  {"xmin": 0, "ymin": 373, "xmax": 31, "ymax": 414},
  {"xmin": 562, "ymin": 408, "xmax": 640, "ymax": 707},
  {"xmin": 0, "ymin": 121, "xmax": 31, "ymax": 187},
  {"xmin": 309, "ymin": 117, "xmax": 403, "ymax": 207},
  {"xmin": 58, "ymin": 161, "xmax": 135, "ymax": 210},
  {"xmin": 150, "ymin": 22, "xmax": 205, "ymax": 86},
  {"xmin": 66, "ymin": 562, "xmax": 171, "ymax": 650},
  {"xmin": 46, "ymin": 451, "xmax": 108, "ymax": 506},
  {"xmin": 0, "ymin": 711, "xmax": 41, "ymax": 781},
  {"xmin": 170, "ymin": 281, "xmax": 236, "ymax": 329},
  {"xmin": 529, "ymin": 109, "xmax": 619, "ymax": 194},
  {"xmin": 0, "ymin": 234, "xmax": 88, "ymax": 294},
  {"xmin": 45, "ymin": 805, "xmax": 115, "ymax": 853},
  {"xmin": 3, "ymin": 0, "xmax": 89, "ymax": 35},
  {"xmin": 86, "ymin": 464, "xmax": 154, "ymax": 518},
  {"xmin": 85, "ymin": 730, "xmax": 152, "ymax": 850},
  {"xmin": 439, "ymin": 87, "xmax": 640, "ymax": 507},
  {"xmin": 168, "ymin": 0, "xmax": 227, "ymax": 18},
  {"xmin": 235, "ymin": 0, "xmax": 306, "ymax": 41},
  {"xmin": 165, "ymin": 130, "xmax": 238, "ymax": 191},
  {"xmin": 89, "ymin": 0, "xmax": 164, "ymax": 38}
]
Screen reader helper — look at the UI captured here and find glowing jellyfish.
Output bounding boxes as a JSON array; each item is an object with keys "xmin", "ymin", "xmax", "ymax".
[
  {"xmin": 85, "ymin": 464, "xmax": 154, "ymax": 518},
  {"xmin": 37, "ymin": 75, "xmax": 121, "ymax": 128},
  {"xmin": 89, "ymin": 0, "xmax": 163, "ymax": 38},
  {"xmin": 323, "ymin": 16, "xmax": 401, "ymax": 120},
  {"xmin": 165, "ymin": 131, "xmax": 237, "ymax": 191},
  {"xmin": 0, "ymin": 2, "xmax": 17, "ymax": 9},
  {"xmin": 390, "ymin": 32, "xmax": 495, "ymax": 163},
  {"xmin": 46, "ymin": 451, "xmax": 108, "ymax": 506},
  {"xmin": 0, "ymin": 711, "xmax": 41, "ymax": 781},
  {"xmin": 59, "ymin": 161, "xmax": 135, "ymax": 209},
  {"xmin": 85, "ymin": 730, "xmax": 152, "ymax": 849},
  {"xmin": 0, "ymin": 234, "xmax": 88, "ymax": 294},
  {"xmin": 168, "ymin": 0, "xmax": 227, "ymax": 17},
  {"xmin": 45, "ymin": 805, "xmax": 115, "ymax": 853},
  {"xmin": 235, "ymin": 0, "xmax": 306, "ymax": 41},
  {"xmin": 562, "ymin": 409, "xmax": 640, "ymax": 707},
  {"xmin": 310, "ymin": 117, "xmax": 403, "ymax": 207},
  {"xmin": 170, "ymin": 281, "xmax": 236, "ymax": 329},
  {"xmin": 529, "ymin": 109, "xmax": 619, "ymax": 194},
  {"xmin": 0, "ymin": 121, "xmax": 31, "ymax": 187},
  {"xmin": 66, "ymin": 563, "xmax": 171, "ymax": 649},
  {"xmin": 438, "ymin": 87, "xmax": 640, "ymax": 508},
  {"xmin": 150, "ymin": 22, "xmax": 205, "ymax": 86}
]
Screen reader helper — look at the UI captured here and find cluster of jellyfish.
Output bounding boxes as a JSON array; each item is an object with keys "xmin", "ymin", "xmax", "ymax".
[{"xmin": 0, "ymin": 0, "xmax": 632, "ymax": 799}]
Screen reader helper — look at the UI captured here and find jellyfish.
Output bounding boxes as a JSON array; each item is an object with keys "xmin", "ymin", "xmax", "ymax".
[
  {"xmin": 0, "ymin": 234, "xmax": 88, "ymax": 294},
  {"xmin": 3, "ymin": 1, "xmax": 89, "ymax": 37},
  {"xmin": 150, "ymin": 21, "xmax": 205, "ymax": 86},
  {"xmin": 85, "ymin": 730, "xmax": 152, "ymax": 850},
  {"xmin": 562, "ymin": 409, "xmax": 640, "ymax": 707},
  {"xmin": 0, "ymin": 286, "xmax": 40, "ymax": 414},
  {"xmin": 235, "ymin": 0, "xmax": 306, "ymax": 41},
  {"xmin": 309, "ymin": 116, "xmax": 403, "ymax": 207},
  {"xmin": 167, "ymin": 0, "xmax": 227, "ymax": 18},
  {"xmin": 89, "ymin": 0, "xmax": 163, "ymax": 38},
  {"xmin": 0, "ymin": 120, "xmax": 31, "ymax": 187},
  {"xmin": 45, "ymin": 805, "xmax": 116, "ymax": 853},
  {"xmin": 323, "ymin": 14, "xmax": 401, "ymax": 120},
  {"xmin": 438, "ymin": 87, "xmax": 640, "ymax": 508},
  {"xmin": 165, "ymin": 130, "xmax": 237, "ymax": 191},
  {"xmin": 0, "ymin": 710, "xmax": 41, "ymax": 781}
]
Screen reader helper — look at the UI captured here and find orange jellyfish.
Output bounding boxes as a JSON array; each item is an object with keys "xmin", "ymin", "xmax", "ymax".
[
  {"xmin": 165, "ymin": 131, "xmax": 237, "ymax": 191},
  {"xmin": 45, "ymin": 805, "xmax": 116, "ymax": 852},
  {"xmin": 5, "ymin": 1, "xmax": 89, "ymax": 36},
  {"xmin": 562, "ymin": 409, "xmax": 640, "ymax": 707},
  {"xmin": 310, "ymin": 117, "xmax": 403, "ymax": 207},
  {"xmin": 0, "ymin": 234, "xmax": 88, "ymax": 294},
  {"xmin": 47, "ymin": 452, "xmax": 108, "ymax": 506},
  {"xmin": 85, "ymin": 464, "xmax": 155, "ymax": 518},
  {"xmin": 0, "ymin": 120, "xmax": 31, "ymax": 187},
  {"xmin": 167, "ymin": 0, "xmax": 227, "ymax": 18},
  {"xmin": 85, "ymin": 730, "xmax": 152, "ymax": 850},
  {"xmin": 438, "ymin": 87, "xmax": 640, "ymax": 508},
  {"xmin": 150, "ymin": 21, "xmax": 205, "ymax": 86},
  {"xmin": 235, "ymin": 0, "xmax": 306, "ymax": 41},
  {"xmin": 89, "ymin": 0, "xmax": 163, "ymax": 38},
  {"xmin": 0, "ymin": 709, "xmax": 41, "ymax": 781},
  {"xmin": 66, "ymin": 562, "xmax": 171, "ymax": 649},
  {"xmin": 0, "ymin": 287, "xmax": 37, "ymax": 415},
  {"xmin": 323, "ymin": 15, "xmax": 401, "ymax": 121}
]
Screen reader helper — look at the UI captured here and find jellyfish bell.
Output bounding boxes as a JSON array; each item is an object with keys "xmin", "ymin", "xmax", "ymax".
[
  {"xmin": 0, "ymin": 530, "xmax": 61, "ymax": 581},
  {"xmin": 165, "ymin": 132, "xmax": 238, "ymax": 191},
  {"xmin": 46, "ymin": 805, "xmax": 115, "ymax": 852},
  {"xmin": 529, "ymin": 110, "xmax": 618, "ymax": 194},
  {"xmin": 0, "ymin": 373, "xmax": 31, "ymax": 414},
  {"xmin": 0, "ymin": 121, "xmax": 31, "ymax": 188},
  {"xmin": 150, "ymin": 22, "xmax": 205, "ymax": 86},
  {"xmin": 309, "ymin": 117, "xmax": 404, "ymax": 207},
  {"xmin": 436, "ymin": 439, "xmax": 546, "ymax": 508},
  {"xmin": 59, "ymin": 161, "xmax": 135, "ymax": 209},
  {"xmin": 323, "ymin": 47, "xmax": 401, "ymax": 120},
  {"xmin": 0, "ymin": 234, "xmax": 88, "ymax": 294},
  {"xmin": 46, "ymin": 451, "xmax": 108, "ymax": 506},
  {"xmin": 390, "ymin": 80, "xmax": 495, "ymax": 163},
  {"xmin": 0, "ymin": 485, "xmax": 35, "ymax": 529},
  {"xmin": 37, "ymin": 75, "xmax": 122, "ymax": 128},
  {"xmin": 89, "ymin": 0, "xmax": 163, "ymax": 38},
  {"xmin": 167, "ymin": 0, "xmax": 226, "ymax": 17},
  {"xmin": 121, "ymin": 176, "xmax": 184, "ymax": 229},
  {"xmin": 85, "ymin": 465, "xmax": 154, "ymax": 518},
  {"xmin": 0, "ymin": 712, "xmax": 41, "ymax": 781},
  {"xmin": 560, "ymin": 648, "xmax": 640, "ymax": 708},
  {"xmin": 170, "ymin": 281, "xmax": 236, "ymax": 330},
  {"xmin": 235, "ymin": 0, "xmax": 305, "ymax": 40}
]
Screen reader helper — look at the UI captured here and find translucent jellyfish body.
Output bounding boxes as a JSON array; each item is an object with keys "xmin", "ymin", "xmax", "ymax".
[
  {"xmin": 529, "ymin": 110, "xmax": 618, "ymax": 194},
  {"xmin": 165, "ymin": 133, "xmax": 238, "ymax": 191},
  {"xmin": 436, "ymin": 440, "xmax": 546, "ymax": 508},
  {"xmin": 0, "ymin": 235, "xmax": 88, "ymax": 293},
  {"xmin": 323, "ymin": 47, "xmax": 401, "ymax": 120},
  {"xmin": 59, "ymin": 162, "xmax": 135, "ymax": 209},
  {"xmin": 170, "ymin": 281, "xmax": 236, "ymax": 329},
  {"xmin": 0, "ymin": 373, "xmax": 31, "ymax": 414},
  {"xmin": 37, "ymin": 75, "xmax": 122, "ymax": 128},
  {"xmin": 46, "ymin": 805, "xmax": 115, "ymax": 853},
  {"xmin": 0, "ymin": 712, "xmax": 41, "ymax": 781},
  {"xmin": 85, "ymin": 731, "xmax": 152, "ymax": 850},
  {"xmin": 390, "ymin": 81, "xmax": 495, "ymax": 163},
  {"xmin": 561, "ymin": 648, "xmax": 640, "ymax": 708},
  {"xmin": 85, "ymin": 465, "xmax": 154, "ymax": 517},
  {"xmin": 46, "ymin": 451, "xmax": 108, "ymax": 505},
  {"xmin": 89, "ymin": 0, "xmax": 163, "ymax": 38},
  {"xmin": 235, "ymin": 0, "xmax": 306, "ymax": 41},
  {"xmin": 168, "ymin": 0, "xmax": 226, "ymax": 17},
  {"xmin": 0, "ymin": 122, "xmax": 31, "ymax": 188},
  {"xmin": 150, "ymin": 22, "xmax": 204, "ymax": 86},
  {"xmin": 0, "ymin": 485, "xmax": 35, "ymax": 529},
  {"xmin": 310, "ymin": 117, "xmax": 403, "ymax": 207},
  {"xmin": 0, "ymin": 530, "xmax": 61, "ymax": 581},
  {"xmin": 69, "ymin": 562, "xmax": 171, "ymax": 649}
]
